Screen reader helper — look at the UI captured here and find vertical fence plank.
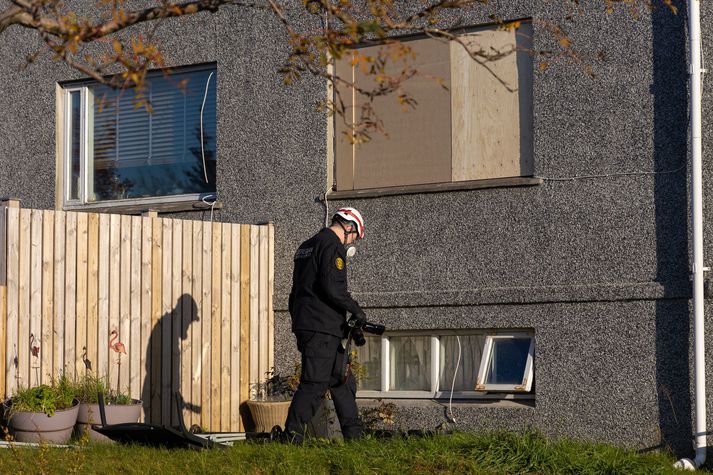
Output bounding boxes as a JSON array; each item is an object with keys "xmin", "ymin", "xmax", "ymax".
[
  {"xmin": 75, "ymin": 213, "xmax": 88, "ymax": 383},
  {"xmin": 191, "ymin": 221, "xmax": 203, "ymax": 428},
  {"xmin": 150, "ymin": 217, "xmax": 162, "ymax": 424},
  {"xmin": 161, "ymin": 219, "xmax": 173, "ymax": 426},
  {"xmin": 64, "ymin": 212, "xmax": 77, "ymax": 383},
  {"xmin": 86, "ymin": 213, "xmax": 99, "ymax": 382},
  {"xmin": 119, "ymin": 215, "xmax": 131, "ymax": 395},
  {"xmin": 6, "ymin": 207, "xmax": 20, "ymax": 396},
  {"xmin": 29, "ymin": 210, "xmax": 43, "ymax": 387},
  {"xmin": 211, "ymin": 222, "xmax": 221, "ymax": 431},
  {"xmin": 201, "ymin": 221, "xmax": 212, "ymax": 429},
  {"xmin": 41, "ymin": 211, "xmax": 54, "ymax": 384},
  {"xmin": 130, "ymin": 216, "xmax": 142, "ymax": 402},
  {"xmin": 249, "ymin": 226, "xmax": 259, "ymax": 393},
  {"xmin": 18, "ymin": 209, "xmax": 30, "ymax": 390},
  {"xmin": 239, "ymin": 224, "xmax": 250, "ymax": 430},
  {"xmin": 230, "ymin": 224, "xmax": 241, "ymax": 431},
  {"xmin": 181, "ymin": 220, "xmax": 193, "ymax": 425},
  {"xmin": 108, "ymin": 214, "xmax": 120, "ymax": 392},
  {"xmin": 53, "ymin": 212, "xmax": 66, "ymax": 378},
  {"xmin": 220, "ymin": 223, "xmax": 231, "ymax": 431},
  {"xmin": 97, "ymin": 214, "xmax": 110, "ymax": 382},
  {"xmin": 171, "ymin": 219, "xmax": 182, "ymax": 427},
  {"xmin": 0, "ymin": 206, "xmax": 5, "ymax": 398},
  {"xmin": 268, "ymin": 223, "xmax": 275, "ymax": 373},
  {"xmin": 140, "ymin": 216, "xmax": 153, "ymax": 421},
  {"xmin": 258, "ymin": 225, "xmax": 268, "ymax": 383}
]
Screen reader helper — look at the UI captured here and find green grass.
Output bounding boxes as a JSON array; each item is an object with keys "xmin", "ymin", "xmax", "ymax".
[{"xmin": 0, "ymin": 430, "xmax": 696, "ymax": 475}]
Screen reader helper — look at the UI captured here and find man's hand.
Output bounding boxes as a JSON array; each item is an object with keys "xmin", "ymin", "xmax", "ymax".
[{"xmin": 351, "ymin": 311, "xmax": 367, "ymax": 328}]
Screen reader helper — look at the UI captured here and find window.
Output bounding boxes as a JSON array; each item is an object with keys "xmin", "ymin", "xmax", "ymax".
[
  {"xmin": 355, "ymin": 330, "xmax": 534, "ymax": 399},
  {"xmin": 332, "ymin": 21, "xmax": 533, "ymax": 192},
  {"xmin": 59, "ymin": 64, "xmax": 217, "ymax": 209}
]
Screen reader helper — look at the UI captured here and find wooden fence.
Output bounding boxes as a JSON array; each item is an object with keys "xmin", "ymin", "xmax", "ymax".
[{"xmin": 0, "ymin": 200, "xmax": 274, "ymax": 432}]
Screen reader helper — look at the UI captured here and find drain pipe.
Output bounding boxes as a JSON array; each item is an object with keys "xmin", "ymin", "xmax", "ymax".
[{"xmin": 674, "ymin": 0, "xmax": 707, "ymax": 470}]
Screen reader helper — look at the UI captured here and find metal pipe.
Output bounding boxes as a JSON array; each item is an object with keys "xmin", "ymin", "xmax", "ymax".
[{"xmin": 675, "ymin": 0, "xmax": 707, "ymax": 470}]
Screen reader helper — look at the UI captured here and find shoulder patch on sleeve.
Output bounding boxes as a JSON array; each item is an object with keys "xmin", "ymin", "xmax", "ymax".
[{"xmin": 335, "ymin": 257, "xmax": 344, "ymax": 270}]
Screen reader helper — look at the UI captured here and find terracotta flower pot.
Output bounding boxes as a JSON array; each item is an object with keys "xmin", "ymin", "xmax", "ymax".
[
  {"xmin": 76, "ymin": 400, "xmax": 142, "ymax": 442},
  {"xmin": 9, "ymin": 401, "xmax": 80, "ymax": 444},
  {"xmin": 246, "ymin": 400, "xmax": 291, "ymax": 433}
]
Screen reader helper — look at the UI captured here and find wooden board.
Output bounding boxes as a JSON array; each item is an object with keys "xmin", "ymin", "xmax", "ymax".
[
  {"xmin": 191, "ymin": 221, "xmax": 203, "ymax": 428},
  {"xmin": 201, "ymin": 221, "xmax": 212, "ymax": 428},
  {"xmin": 249, "ymin": 226, "xmax": 259, "ymax": 391},
  {"xmin": 140, "ymin": 216, "xmax": 153, "ymax": 422},
  {"xmin": 220, "ymin": 223, "xmax": 231, "ymax": 431},
  {"xmin": 268, "ymin": 224, "xmax": 275, "ymax": 372},
  {"xmin": 17, "ymin": 209, "xmax": 30, "ymax": 390},
  {"xmin": 97, "ymin": 213, "xmax": 110, "ymax": 381},
  {"xmin": 239, "ymin": 225, "xmax": 250, "ymax": 430},
  {"xmin": 53, "ymin": 211, "xmax": 66, "ymax": 379},
  {"xmin": 450, "ymin": 26, "xmax": 533, "ymax": 181},
  {"xmin": 75, "ymin": 213, "xmax": 89, "ymax": 383},
  {"xmin": 161, "ymin": 219, "xmax": 173, "ymax": 426},
  {"xmin": 107, "ymin": 214, "xmax": 120, "ymax": 392},
  {"xmin": 171, "ymin": 219, "xmax": 182, "ymax": 427},
  {"xmin": 211, "ymin": 222, "xmax": 221, "ymax": 431},
  {"xmin": 118, "ymin": 215, "xmax": 131, "ymax": 395},
  {"xmin": 230, "ymin": 224, "xmax": 241, "ymax": 432},
  {"xmin": 41, "ymin": 211, "xmax": 54, "ymax": 384},
  {"xmin": 64, "ymin": 212, "xmax": 77, "ymax": 383},
  {"xmin": 258, "ymin": 226, "xmax": 268, "ymax": 382},
  {"xmin": 29, "ymin": 210, "xmax": 43, "ymax": 387},
  {"xmin": 5, "ymin": 207, "xmax": 20, "ymax": 396},
  {"xmin": 181, "ymin": 220, "xmax": 193, "ymax": 425},
  {"xmin": 86, "ymin": 213, "xmax": 99, "ymax": 383},
  {"xmin": 150, "ymin": 217, "xmax": 162, "ymax": 424},
  {"xmin": 130, "ymin": 216, "xmax": 142, "ymax": 402}
]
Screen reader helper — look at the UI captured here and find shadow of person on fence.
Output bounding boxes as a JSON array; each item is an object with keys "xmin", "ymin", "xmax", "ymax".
[{"xmin": 141, "ymin": 293, "xmax": 201, "ymax": 425}]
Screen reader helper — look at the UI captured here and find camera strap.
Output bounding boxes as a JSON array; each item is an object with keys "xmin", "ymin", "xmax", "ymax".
[{"xmin": 340, "ymin": 328, "xmax": 353, "ymax": 385}]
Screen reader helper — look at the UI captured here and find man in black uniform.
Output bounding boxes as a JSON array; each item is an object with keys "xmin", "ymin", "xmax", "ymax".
[{"xmin": 285, "ymin": 207, "xmax": 366, "ymax": 442}]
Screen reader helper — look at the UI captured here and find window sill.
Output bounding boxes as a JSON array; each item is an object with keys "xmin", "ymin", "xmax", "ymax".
[
  {"xmin": 326, "ymin": 176, "xmax": 543, "ymax": 200},
  {"xmin": 63, "ymin": 197, "xmax": 222, "ymax": 215},
  {"xmin": 357, "ymin": 397, "xmax": 535, "ymax": 410}
]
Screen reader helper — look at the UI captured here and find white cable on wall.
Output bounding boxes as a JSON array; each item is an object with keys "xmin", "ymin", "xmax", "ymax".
[
  {"xmin": 200, "ymin": 71, "xmax": 215, "ymax": 184},
  {"xmin": 447, "ymin": 335, "xmax": 462, "ymax": 424}
]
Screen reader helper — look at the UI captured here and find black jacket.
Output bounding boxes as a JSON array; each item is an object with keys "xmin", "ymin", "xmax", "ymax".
[{"xmin": 289, "ymin": 228, "xmax": 363, "ymax": 337}]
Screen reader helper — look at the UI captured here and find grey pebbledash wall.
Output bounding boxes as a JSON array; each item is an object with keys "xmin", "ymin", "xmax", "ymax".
[{"xmin": 0, "ymin": 0, "xmax": 710, "ymax": 458}]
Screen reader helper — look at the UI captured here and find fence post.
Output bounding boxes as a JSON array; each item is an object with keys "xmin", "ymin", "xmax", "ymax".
[{"xmin": 0, "ymin": 198, "xmax": 20, "ymax": 398}]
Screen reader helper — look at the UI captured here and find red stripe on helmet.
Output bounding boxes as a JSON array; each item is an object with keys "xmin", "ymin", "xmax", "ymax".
[{"xmin": 337, "ymin": 208, "xmax": 364, "ymax": 238}]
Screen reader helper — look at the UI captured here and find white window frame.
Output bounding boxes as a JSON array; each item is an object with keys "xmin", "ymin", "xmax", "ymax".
[
  {"xmin": 356, "ymin": 330, "xmax": 535, "ymax": 400},
  {"xmin": 475, "ymin": 333, "xmax": 535, "ymax": 392},
  {"xmin": 58, "ymin": 65, "xmax": 217, "ymax": 211}
]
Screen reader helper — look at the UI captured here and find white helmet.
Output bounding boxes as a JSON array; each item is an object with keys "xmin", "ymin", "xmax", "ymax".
[{"xmin": 333, "ymin": 207, "xmax": 365, "ymax": 239}]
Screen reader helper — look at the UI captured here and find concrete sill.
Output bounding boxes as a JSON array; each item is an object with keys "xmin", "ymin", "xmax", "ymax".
[{"xmin": 326, "ymin": 177, "xmax": 543, "ymax": 200}]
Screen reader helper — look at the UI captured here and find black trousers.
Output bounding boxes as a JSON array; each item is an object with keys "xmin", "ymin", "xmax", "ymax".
[{"xmin": 285, "ymin": 331, "xmax": 363, "ymax": 440}]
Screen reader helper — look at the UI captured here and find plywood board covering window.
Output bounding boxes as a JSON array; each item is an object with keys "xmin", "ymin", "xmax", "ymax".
[{"xmin": 334, "ymin": 22, "xmax": 533, "ymax": 191}]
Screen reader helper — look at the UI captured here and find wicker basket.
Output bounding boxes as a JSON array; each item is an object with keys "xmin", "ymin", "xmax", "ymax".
[{"xmin": 246, "ymin": 400, "xmax": 291, "ymax": 432}]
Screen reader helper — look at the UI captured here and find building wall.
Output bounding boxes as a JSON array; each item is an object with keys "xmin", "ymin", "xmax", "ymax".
[{"xmin": 0, "ymin": 0, "xmax": 710, "ymax": 456}]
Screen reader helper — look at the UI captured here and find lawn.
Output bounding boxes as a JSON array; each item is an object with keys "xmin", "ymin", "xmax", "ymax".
[{"xmin": 0, "ymin": 430, "xmax": 696, "ymax": 475}]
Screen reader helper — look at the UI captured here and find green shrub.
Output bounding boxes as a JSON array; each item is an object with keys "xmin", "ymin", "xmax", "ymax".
[
  {"xmin": 10, "ymin": 374, "xmax": 76, "ymax": 417},
  {"xmin": 73, "ymin": 373, "xmax": 133, "ymax": 405}
]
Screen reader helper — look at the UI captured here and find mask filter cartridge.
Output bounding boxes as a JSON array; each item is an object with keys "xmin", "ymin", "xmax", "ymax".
[{"xmin": 346, "ymin": 246, "xmax": 357, "ymax": 258}]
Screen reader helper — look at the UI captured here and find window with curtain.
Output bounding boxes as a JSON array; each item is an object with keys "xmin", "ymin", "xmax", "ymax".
[
  {"xmin": 355, "ymin": 330, "xmax": 534, "ymax": 399},
  {"xmin": 61, "ymin": 64, "xmax": 217, "ymax": 207}
]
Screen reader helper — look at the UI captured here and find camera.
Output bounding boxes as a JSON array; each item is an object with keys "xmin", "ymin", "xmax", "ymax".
[{"xmin": 347, "ymin": 315, "xmax": 385, "ymax": 347}]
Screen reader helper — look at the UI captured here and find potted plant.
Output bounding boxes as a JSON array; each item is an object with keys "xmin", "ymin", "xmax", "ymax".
[
  {"xmin": 246, "ymin": 367, "xmax": 299, "ymax": 433},
  {"xmin": 4, "ymin": 375, "xmax": 79, "ymax": 444},
  {"xmin": 73, "ymin": 373, "xmax": 142, "ymax": 442}
]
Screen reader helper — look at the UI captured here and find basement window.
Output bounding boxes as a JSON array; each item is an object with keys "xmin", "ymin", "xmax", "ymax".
[
  {"xmin": 355, "ymin": 330, "xmax": 534, "ymax": 400},
  {"xmin": 59, "ymin": 63, "xmax": 217, "ymax": 210}
]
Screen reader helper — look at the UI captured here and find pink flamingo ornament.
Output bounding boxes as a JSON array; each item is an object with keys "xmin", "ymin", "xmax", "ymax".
[{"xmin": 109, "ymin": 329, "xmax": 127, "ymax": 391}]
